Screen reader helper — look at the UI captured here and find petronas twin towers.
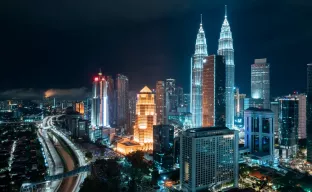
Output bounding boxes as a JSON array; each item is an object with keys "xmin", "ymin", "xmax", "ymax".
[{"xmin": 191, "ymin": 5, "xmax": 235, "ymax": 129}]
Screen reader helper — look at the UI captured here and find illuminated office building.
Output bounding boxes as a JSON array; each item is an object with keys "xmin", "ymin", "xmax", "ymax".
[
  {"xmin": 285, "ymin": 93, "xmax": 306, "ymax": 139},
  {"xmin": 117, "ymin": 74, "xmax": 129, "ymax": 134},
  {"xmin": 251, "ymin": 58, "xmax": 270, "ymax": 109},
  {"xmin": 191, "ymin": 15, "xmax": 208, "ymax": 128},
  {"xmin": 107, "ymin": 76, "xmax": 116, "ymax": 126},
  {"xmin": 218, "ymin": 6, "xmax": 235, "ymax": 129},
  {"xmin": 278, "ymin": 97, "xmax": 298, "ymax": 159},
  {"xmin": 244, "ymin": 108, "xmax": 274, "ymax": 164},
  {"xmin": 156, "ymin": 81, "xmax": 166, "ymax": 124},
  {"xmin": 180, "ymin": 127, "xmax": 239, "ymax": 191},
  {"xmin": 133, "ymin": 86, "xmax": 157, "ymax": 150},
  {"xmin": 307, "ymin": 64, "xmax": 312, "ymax": 163},
  {"xmin": 234, "ymin": 88, "xmax": 246, "ymax": 128},
  {"xmin": 128, "ymin": 91, "xmax": 137, "ymax": 134},
  {"xmin": 202, "ymin": 55, "xmax": 226, "ymax": 127},
  {"xmin": 91, "ymin": 70, "xmax": 109, "ymax": 128},
  {"xmin": 176, "ymin": 87, "xmax": 184, "ymax": 107},
  {"xmin": 270, "ymin": 100, "xmax": 279, "ymax": 138},
  {"xmin": 153, "ymin": 125, "xmax": 174, "ymax": 169},
  {"xmin": 166, "ymin": 79, "xmax": 177, "ymax": 112},
  {"xmin": 183, "ymin": 93, "xmax": 190, "ymax": 112}
]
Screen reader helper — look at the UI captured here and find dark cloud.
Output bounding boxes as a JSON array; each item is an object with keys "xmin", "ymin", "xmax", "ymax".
[
  {"xmin": 0, "ymin": 89, "xmax": 41, "ymax": 99},
  {"xmin": 0, "ymin": 88, "xmax": 89, "ymax": 100}
]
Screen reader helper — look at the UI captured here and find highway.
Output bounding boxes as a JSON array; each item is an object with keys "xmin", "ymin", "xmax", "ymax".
[
  {"xmin": 52, "ymin": 134, "xmax": 77, "ymax": 192},
  {"xmin": 43, "ymin": 115, "xmax": 87, "ymax": 192},
  {"xmin": 38, "ymin": 128, "xmax": 64, "ymax": 192}
]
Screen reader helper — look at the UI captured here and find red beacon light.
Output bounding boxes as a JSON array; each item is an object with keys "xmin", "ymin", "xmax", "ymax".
[{"xmin": 94, "ymin": 77, "xmax": 99, "ymax": 81}]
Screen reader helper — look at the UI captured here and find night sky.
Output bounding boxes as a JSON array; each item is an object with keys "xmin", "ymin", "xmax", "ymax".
[{"xmin": 2, "ymin": 0, "xmax": 312, "ymax": 98}]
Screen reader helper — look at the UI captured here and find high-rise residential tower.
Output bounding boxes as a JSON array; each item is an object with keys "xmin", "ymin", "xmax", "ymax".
[
  {"xmin": 218, "ymin": 5, "xmax": 235, "ymax": 129},
  {"xmin": 307, "ymin": 64, "xmax": 312, "ymax": 163},
  {"xmin": 156, "ymin": 81, "xmax": 166, "ymax": 124},
  {"xmin": 191, "ymin": 15, "xmax": 208, "ymax": 127},
  {"xmin": 202, "ymin": 55, "xmax": 226, "ymax": 127},
  {"xmin": 91, "ymin": 70, "xmax": 109, "ymax": 128},
  {"xmin": 251, "ymin": 58, "xmax": 270, "ymax": 109},
  {"xmin": 116, "ymin": 74, "xmax": 129, "ymax": 134},
  {"xmin": 133, "ymin": 86, "xmax": 156, "ymax": 150}
]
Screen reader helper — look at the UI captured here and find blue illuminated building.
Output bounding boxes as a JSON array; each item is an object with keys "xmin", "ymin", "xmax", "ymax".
[
  {"xmin": 218, "ymin": 5, "xmax": 235, "ymax": 129},
  {"xmin": 191, "ymin": 15, "xmax": 208, "ymax": 128}
]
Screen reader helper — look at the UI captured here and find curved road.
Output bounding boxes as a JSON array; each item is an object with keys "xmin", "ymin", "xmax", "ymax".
[{"xmin": 53, "ymin": 137, "xmax": 78, "ymax": 192}]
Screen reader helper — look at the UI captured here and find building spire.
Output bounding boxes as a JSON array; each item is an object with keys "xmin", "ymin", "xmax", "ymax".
[
  {"xmin": 225, "ymin": 5, "xmax": 227, "ymax": 18},
  {"xmin": 200, "ymin": 14, "xmax": 203, "ymax": 26}
]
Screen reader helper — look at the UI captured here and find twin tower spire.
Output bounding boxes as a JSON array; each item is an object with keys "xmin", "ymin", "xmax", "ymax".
[{"xmin": 191, "ymin": 5, "xmax": 235, "ymax": 129}]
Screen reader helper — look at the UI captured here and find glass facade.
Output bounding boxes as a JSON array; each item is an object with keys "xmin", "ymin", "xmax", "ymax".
[
  {"xmin": 307, "ymin": 64, "xmax": 312, "ymax": 163},
  {"xmin": 156, "ymin": 81, "xmax": 166, "ymax": 124},
  {"xmin": 180, "ymin": 127, "xmax": 238, "ymax": 191},
  {"xmin": 244, "ymin": 108, "xmax": 274, "ymax": 163},
  {"xmin": 251, "ymin": 59, "xmax": 270, "ymax": 109},
  {"xmin": 202, "ymin": 55, "xmax": 226, "ymax": 127},
  {"xmin": 218, "ymin": 6, "xmax": 235, "ymax": 129},
  {"xmin": 191, "ymin": 16, "xmax": 208, "ymax": 128},
  {"xmin": 278, "ymin": 98, "xmax": 298, "ymax": 159},
  {"xmin": 117, "ymin": 74, "xmax": 129, "ymax": 133},
  {"xmin": 91, "ymin": 70, "xmax": 109, "ymax": 128}
]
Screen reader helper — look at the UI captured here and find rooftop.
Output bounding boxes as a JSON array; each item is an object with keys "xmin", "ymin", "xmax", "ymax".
[
  {"xmin": 183, "ymin": 127, "xmax": 236, "ymax": 137},
  {"xmin": 245, "ymin": 107, "xmax": 273, "ymax": 112}
]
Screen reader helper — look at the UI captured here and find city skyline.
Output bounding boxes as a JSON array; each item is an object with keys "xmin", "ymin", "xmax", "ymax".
[{"xmin": 2, "ymin": 2, "xmax": 312, "ymax": 97}]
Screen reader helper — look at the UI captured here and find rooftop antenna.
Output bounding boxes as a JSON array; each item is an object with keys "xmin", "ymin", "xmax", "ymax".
[{"xmin": 200, "ymin": 14, "xmax": 203, "ymax": 25}]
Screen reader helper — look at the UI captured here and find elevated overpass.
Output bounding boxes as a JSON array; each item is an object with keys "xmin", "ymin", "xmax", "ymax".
[{"xmin": 20, "ymin": 165, "xmax": 91, "ymax": 192}]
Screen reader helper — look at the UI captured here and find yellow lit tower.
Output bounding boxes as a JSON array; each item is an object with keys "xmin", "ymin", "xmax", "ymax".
[{"xmin": 133, "ymin": 86, "xmax": 156, "ymax": 150}]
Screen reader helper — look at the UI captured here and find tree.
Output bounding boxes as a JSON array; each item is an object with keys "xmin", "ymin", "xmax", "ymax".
[
  {"xmin": 125, "ymin": 151, "xmax": 151, "ymax": 191},
  {"xmin": 85, "ymin": 151, "xmax": 93, "ymax": 160},
  {"xmin": 81, "ymin": 159, "xmax": 121, "ymax": 192}
]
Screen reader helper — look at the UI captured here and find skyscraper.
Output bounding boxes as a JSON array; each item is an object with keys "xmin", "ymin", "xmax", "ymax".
[
  {"xmin": 244, "ymin": 108, "xmax": 274, "ymax": 164},
  {"xmin": 180, "ymin": 127, "xmax": 238, "ymax": 191},
  {"xmin": 176, "ymin": 86, "xmax": 184, "ymax": 107},
  {"xmin": 133, "ymin": 86, "xmax": 156, "ymax": 150},
  {"xmin": 183, "ymin": 93, "xmax": 190, "ymax": 112},
  {"xmin": 278, "ymin": 97, "xmax": 298, "ymax": 159},
  {"xmin": 270, "ymin": 100, "xmax": 279, "ymax": 138},
  {"xmin": 153, "ymin": 125, "xmax": 174, "ymax": 169},
  {"xmin": 116, "ymin": 74, "xmax": 129, "ymax": 134},
  {"xmin": 191, "ymin": 15, "xmax": 208, "ymax": 127},
  {"xmin": 91, "ymin": 70, "xmax": 109, "ymax": 128},
  {"xmin": 156, "ymin": 81, "xmax": 166, "ymax": 124},
  {"xmin": 251, "ymin": 58, "xmax": 270, "ymax": 109},
  {"xmin": 128, "ymin": 91, "xmax": 137, "ymax": 134},
  {"xmin": 234, "ymin": 88, "xmax": 246, "ymax": 128},
  {"xmin": 307, "ymin": 64, "xmax": 312, "ymax": 163},
  {"xmin": 166, "ymin": 79, "xmax": 177, "ymax": 112},
  {"xmin": 202, "ymin": 55, "xmax": 226, "ymax": 127},
  {"xmin": 107, "ymin": 76, "xmax": 116, "ymax": 126},
  {"xmin": 218, "ymin": 6, "xmax": 235, "ymax": 129}
]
